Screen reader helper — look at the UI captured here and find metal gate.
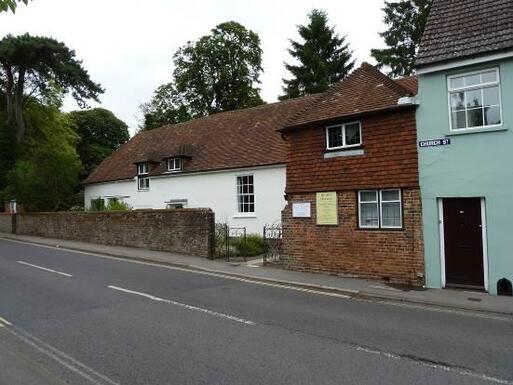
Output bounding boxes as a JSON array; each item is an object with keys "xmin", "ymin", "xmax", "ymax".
[
  {"xmin": 263, "ymin": 223, "xmax": 282, "ymax": 265},
  {"xmin": 214, "ymin": 224, "xmax": 247, "ymax": 262}
]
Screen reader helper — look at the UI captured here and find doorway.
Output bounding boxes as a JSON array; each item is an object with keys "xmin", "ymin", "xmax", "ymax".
[{"xmin": 441, "ymin": 198, "xmax": 486, "ymax": 289}]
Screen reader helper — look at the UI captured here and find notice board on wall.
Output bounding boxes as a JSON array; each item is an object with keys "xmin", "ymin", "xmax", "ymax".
[
  {"xmin": 292, "ymin": 202, "xmax": 311, "ymax": 218},
  {"xmin": 316, "ymin": 192, "xmax": 338, "ymax": 225}
]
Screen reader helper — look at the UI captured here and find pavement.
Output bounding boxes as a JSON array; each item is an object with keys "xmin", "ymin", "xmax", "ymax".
[
  {"xmin": 1, "ymin": 232, "xmax": 512, "ymax": 316},
  {"xmin": 1, "ymin": 237, "xmax": 512, "ymax": 385}
]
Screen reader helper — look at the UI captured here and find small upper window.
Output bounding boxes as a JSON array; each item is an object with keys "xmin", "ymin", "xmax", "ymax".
[
  {"xmin": 448, "ymin": 68, "xmax": 502, "ymax": 130},
  {"xmin": 167, "ymin": 158, "xmax": 182, "ymax": 172},
  {"xmin": 137, "ymin": 162, "xmax": 149, "ymax": 175},
  {"xmin": 326, "ymin": 122, "xmax": 362, "ymax": 150}
]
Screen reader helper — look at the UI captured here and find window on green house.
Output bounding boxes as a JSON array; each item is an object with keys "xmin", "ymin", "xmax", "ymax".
[{"xmin": 448, "ymin": 68, "xmax": 502, "ymax": 130}]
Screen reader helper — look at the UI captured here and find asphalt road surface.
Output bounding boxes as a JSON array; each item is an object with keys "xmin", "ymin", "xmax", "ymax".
[{"xmin": 1, "ymin": 238, "xmax": 512, "ymax": 385}]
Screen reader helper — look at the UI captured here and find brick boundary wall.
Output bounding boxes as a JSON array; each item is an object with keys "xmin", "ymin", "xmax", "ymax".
[
  {"xmin": 3, "ymin": 209, "xmax": 215, "ymax": 258},
  {"xmin": 0, "ymin": 213, "xmax": 14, "ymax": 233},
  {"xmin": 282, "ymin": 189, "xmax": 425, "ymax": 286}
]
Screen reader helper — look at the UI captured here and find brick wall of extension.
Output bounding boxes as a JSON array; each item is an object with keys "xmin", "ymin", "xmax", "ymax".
[
  {"xmin": 281, "ymin": 108, "xmax": 425, "ymax": 286},
  {"xmin": 0, "ymin": 209, "xmax": 215, "ymax": 258},
  {"xmin": 282, "ymin": 190, "xmax": 425, "ymax": 285}
]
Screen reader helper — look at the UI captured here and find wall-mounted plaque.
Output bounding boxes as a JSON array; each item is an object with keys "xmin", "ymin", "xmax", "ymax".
[
  {"xmin": 292, "ymin": 202, "xmax": 311, "ymax": 218},
  {"xmin": 316, "ymin": 192, "xmax": 338, "ymax": 225}
]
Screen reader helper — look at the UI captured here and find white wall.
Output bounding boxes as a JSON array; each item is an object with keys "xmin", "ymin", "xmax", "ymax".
[{"xmin": 84, "ymin": 165, "xmax": 286, "ymax": 234}]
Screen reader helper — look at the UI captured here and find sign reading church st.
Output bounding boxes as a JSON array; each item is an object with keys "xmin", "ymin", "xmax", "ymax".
[
  {"xmin": 316, "ymin": 192, "xmax": 338, "ymax": 225},
  {"xmin": 419, "ymin": 138, "xmax": 451, "ymax": 148}
]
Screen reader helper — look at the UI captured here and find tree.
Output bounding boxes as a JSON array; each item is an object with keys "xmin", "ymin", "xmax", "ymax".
[
  {"xmin": 140, "ymin": 83, "xmax": 192, "ymax": 130},
  {"xmin": 371, "ymin": 0, "xmax": 432, "ymax": 77},
  {"xmin": 142, "ymin": 21, "xmax": 264, "ymax": 129},
  {"xmin": 3, "ymin": 102, "xmax": 81, "ymax": 211},
  {"xmin": 0, "ymin": 0, "xmax": 30, "ymax": 13},
  {"xmin": 68, "ymin": 108, "xmax": 129, "ymax": 180},
  {"xmin": 174, "ymin": 21, "xmax": 264, "ymax": 115},
  {"xmin": 280, "ymin": 9, "xmax": 355, "ymax": 99},
  {"xmin": 0, "ymin": 33, "xmax": 104, "ymax": 142}
]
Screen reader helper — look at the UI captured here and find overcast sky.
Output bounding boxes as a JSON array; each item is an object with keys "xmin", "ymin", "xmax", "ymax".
[{"xmin": 1, "ymin": 0, "xmax": 387, "ymax": 134}]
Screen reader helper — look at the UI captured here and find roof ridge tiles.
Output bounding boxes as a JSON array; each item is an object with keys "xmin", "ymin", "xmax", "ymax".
[{"xmin": 282, "ymin": 62, "xmax": 416, "ymax": 129}]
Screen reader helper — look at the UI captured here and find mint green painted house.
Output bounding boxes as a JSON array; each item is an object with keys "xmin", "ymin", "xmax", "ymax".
[{"xmin": 415, "ymin": 0, "xmax": 513, "ymax": 295}]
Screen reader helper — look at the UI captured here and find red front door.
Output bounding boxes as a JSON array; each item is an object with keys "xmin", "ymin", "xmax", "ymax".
[{"xmin": 443, "ymin": 198, "xmax": 485, "ymax": 289}]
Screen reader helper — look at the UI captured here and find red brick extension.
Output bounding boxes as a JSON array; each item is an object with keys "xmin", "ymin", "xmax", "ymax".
[{"xmin": 282, "ymin": 94, "xmax": 424, "ymax": 285}]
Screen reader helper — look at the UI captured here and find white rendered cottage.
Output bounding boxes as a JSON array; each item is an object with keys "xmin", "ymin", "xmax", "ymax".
[{"xmin": 84, "ymin": 97, "xmax": 316, "ymax": 234}]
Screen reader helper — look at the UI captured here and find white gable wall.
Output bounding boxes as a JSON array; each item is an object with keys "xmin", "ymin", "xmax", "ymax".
[{"xmin": 84, "ymin": 165, "xmax": 286, "ymax": 234}]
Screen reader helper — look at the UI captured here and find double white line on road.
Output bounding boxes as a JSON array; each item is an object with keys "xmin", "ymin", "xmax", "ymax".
[
  {"xmin": 17, "ymin": 261, "xmax": 73, "ymax": 277},
  {"xmin": 108, "ymin": 285, "xmax": 256, "ymax": 326},
  {"xmin": 0, "ymin": 316, "xmax": 120, "ymax": 385},
  {"xmin": 0, "ymin": 316, "xmax": 12, "ymax": 328}
]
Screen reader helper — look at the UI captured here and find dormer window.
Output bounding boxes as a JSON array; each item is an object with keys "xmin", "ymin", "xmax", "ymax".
[
  {"xmin": 137, "ymin": 162, "xmax": 150, "ymax": 191},
  {"xmin": 137, "ymin": 163, "xmax": 149, "ymax": 175},
  {"xmin": 167, "ymin": 158, "xmax": 182, "ymax": 172},
  {"xmin": 326, "ymin": 122, "xmax": 362, "ymax": 150}
]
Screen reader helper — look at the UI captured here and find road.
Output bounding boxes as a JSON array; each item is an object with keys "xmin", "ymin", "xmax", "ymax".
[{"xmin": 0, "ymin": 238, "xmax": 512, "ymax": 385}]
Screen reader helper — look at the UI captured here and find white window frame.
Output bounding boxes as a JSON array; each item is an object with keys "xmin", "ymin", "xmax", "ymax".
[
  {"xmin": 379, "ymin": 189, "xmax": 403, "ymax": 229},
  {"xmin": 358, "ymin": 190, "xmax": 379, "ymax": 229},
  {"xmin": 358, "ymin": 189, "xmax": 402, "ymax": 229},
  {"xmin": 326, "ymin": 121, "xmax": 362, "ymax": 150},
  {"xmin": 236, "ymin": 174, "xmax": 255, "ymax": 214},
  {"xmin": 137, "ymin": 162, "xmax": 149, "ymax": 175},
  {"xmin": 137, "ymin": 162, "xmax": 150, "ymax": 191},
  {"xmin": 138, "ymin": 176, "xmax": 150, "ymax": 191},
  {"xmin": 447, "ymin": 67, "xmax": 503, "ymax": 131},
  {"xmin": 167, "ymin": 158, "xmax": 182, "ymax": 172}
]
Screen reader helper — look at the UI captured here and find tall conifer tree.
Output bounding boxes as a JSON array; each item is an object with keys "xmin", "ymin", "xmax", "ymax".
[
  {"xmin": 280, "ymin": 9, "xmax": 355, "ymax": 99},
  {"xmin": 371, "ymin": 0, "xmax": 432, "ymax": 77}
]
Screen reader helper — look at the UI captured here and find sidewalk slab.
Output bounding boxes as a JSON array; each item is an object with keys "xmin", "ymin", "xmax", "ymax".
[{"xmin": 1, "ymin": 233, "xmax": 512, "ymax": 316}]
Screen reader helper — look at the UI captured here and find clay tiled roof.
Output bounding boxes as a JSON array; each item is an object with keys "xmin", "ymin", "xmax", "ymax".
[
  {"xmin": 84, "ymin": 95, "xmax": 319, "ymax": 184},
  {"xmin": 416, "ymin": 0, "xmax": 513, "ymax": 68},
  {"xmin": 283, "ymin": 63, "xmax": 416, "ymax": 129},
  {"xmin": 395, "ymin": 76, "xmax": 418, "ymax": 95}
]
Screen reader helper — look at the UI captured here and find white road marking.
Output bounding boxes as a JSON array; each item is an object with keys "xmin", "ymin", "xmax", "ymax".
[
  {"xmin": 2, "ymin": 238, "xmax": 511, "ymax": 321},
  {"xmin": 0, "ymin": 319, "xmax": 119, "ymax": 385},
  {"xmin": 356, "ymin": 346, "xmax": 513, "ymax": 385},
  {"xmin": 0, "ymin": 316, "xmax": 12, "ymax": 326},
  {"xmin": 108, "ymin": 285, "xmax": 256, "ymax": 326},
  {"xmin": 17, "ymin": 261, "xmax": 73, "ymax": 277}
]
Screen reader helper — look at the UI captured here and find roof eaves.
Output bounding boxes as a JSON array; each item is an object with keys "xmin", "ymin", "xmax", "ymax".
[{"xmin": 279, "ymin": 103, "xmax": 417, "ymax": 133}]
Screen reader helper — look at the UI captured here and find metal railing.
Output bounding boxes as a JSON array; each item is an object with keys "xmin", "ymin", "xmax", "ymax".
[{"xmin": 263, "ymin": 223, "xmax": 283, "ymax": 265}]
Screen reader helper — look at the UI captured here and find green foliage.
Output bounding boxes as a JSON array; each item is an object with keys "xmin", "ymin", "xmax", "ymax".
[
  {"xmin": 141, "ymin": 21, "xmax": 264, "ymax": 130},
  {"xmin": 89, "ymin": 197, "xmax": 131, "ymax": 211},
  {"xmin": 371, "ymin": 0, "xmax": 432, "ymax": 77},
  {"xmin": 231, "ymin": 234, "xmax": 265, "ymax": 257},
  {"xmin": 0, "ymin": 33, "xmax": 104, "ymax": 141},
  {"xmin": 0, "ymin": 0, "xmax": 30, "ymax": 13},
  {"xmin": 3, "ymin": 102, "xmax": 81, "ymax": 211},
  {"xmin": 140, "ymin": 83, "xmax": 192, "ymax": 130},
  {"xmin": 89, "ymin": 198, "xmax": 105, "ymax": 211},
  {"xmin": 280, "ymin": 9, "xmax": 355, "ymax": 99},
  {"xmin": 105, "ymin": 198, "xmax": 131, "ymax": 211},
  {"xmin": 214, "ymin": 223, "xmax": 265, "ymax": 258},
  {"xmin": 68, "ymin": 108, "xmax": 129, "ymax": 180},
  {"xmin": 0, "ymin": 110, "xmax": 16, "ymax": 192}
]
